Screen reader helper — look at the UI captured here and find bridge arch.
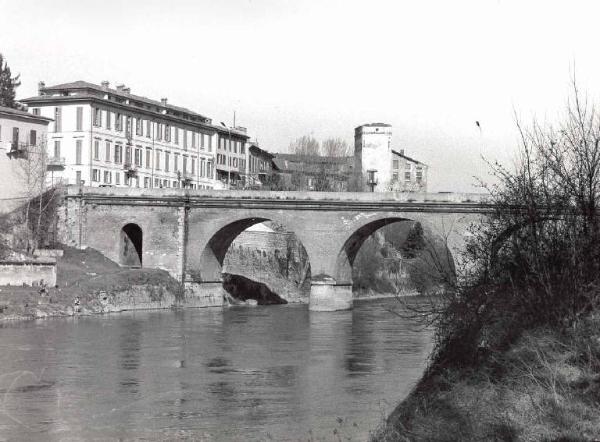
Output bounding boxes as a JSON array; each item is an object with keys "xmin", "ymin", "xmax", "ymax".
[
  {"xmin": 194, "ymin": 217, "xmax": 312, "ymax": 304},
  {"xmin": 120, "ymin": 223, "xmax": 143, "ymax": 267},
  {"xmin": 333, "ymin": 216, "xmax": 456, "ymax": 294}
]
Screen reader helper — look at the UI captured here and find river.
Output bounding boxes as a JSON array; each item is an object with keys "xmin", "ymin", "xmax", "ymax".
[{"xmin": 0, "ymin": 298, "xmax": 433, "ymax": 441}]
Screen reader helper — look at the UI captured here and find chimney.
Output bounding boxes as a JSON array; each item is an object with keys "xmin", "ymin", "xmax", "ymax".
[
  {"xmin": 116, "ymin": 84, "xmax": 125, "ymax": 92},
  {"xmin": 161, "ymin": 98, "xmax": 168, "ymax": 106},
  {"xmin": 122, "ymin": 87, "xmax": 131, "ymax": 94},
  {"xmin": 400, "ymin": 149, "xmax": 405, "ymax": 156},
  {"xmin": 38, "ymin": 81, "xmax": 45, "ymax": 94},
  {"xmin": 101, "ymin": 80, "xmax": 109, "ymax": 89}
]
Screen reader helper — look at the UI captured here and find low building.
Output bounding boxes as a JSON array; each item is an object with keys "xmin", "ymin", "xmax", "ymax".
[
  {"xmin": 244, "ymin": 143, "xmax": 275, "ymax": 189},
  {"xmin": 272, "ymin": 154, "xmax": 353, "ymax": 191},
  {"xmin": 214, "ymin": 125, "xmax": 250, "ymax": 189},
  {"xmin": 0, "ymin": 106, "xmax": 52, "ymax": 213},
  {"xmin": 21, "ymin": 81, "xmax": 247, "ymax": 190}
]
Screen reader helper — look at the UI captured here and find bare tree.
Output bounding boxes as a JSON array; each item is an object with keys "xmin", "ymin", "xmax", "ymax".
[
  {"xmin": 321, "ymin": 137, "xmax": 350, "ymax": 157},
  {"xmin": 289, "ymin": 135, "xmax": 320, "ymax": 156}
]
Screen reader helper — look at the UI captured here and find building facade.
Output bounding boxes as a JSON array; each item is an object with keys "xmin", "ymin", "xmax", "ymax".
[
  {"xmin": 215, "ymin": 126, "xmax": 249, "ymax": 189},
  {"xmin": 22, "ymin": 81, "xmax": 248, "ymax": 190},
  {"xmin": 0, "ymin": 106, "xmax": 52, "ymax": 213},
  {"xmin": 245, "ymin": 143, "xmax": 274, "ymax": 189},
  {"xmin": 354, "ymin": 123, "xmax": 427, "ymax": 192}
]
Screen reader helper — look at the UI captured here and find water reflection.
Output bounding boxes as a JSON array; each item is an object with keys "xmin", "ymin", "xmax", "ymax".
[{"xmin": 0, "ymin": 298, "xmax": 433, "ymax": 441}]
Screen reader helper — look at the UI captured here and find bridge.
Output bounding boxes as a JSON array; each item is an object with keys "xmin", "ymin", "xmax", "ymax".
[{"xmin": 57, "ymin": 187, "xmax": 491, "ymax": 310}]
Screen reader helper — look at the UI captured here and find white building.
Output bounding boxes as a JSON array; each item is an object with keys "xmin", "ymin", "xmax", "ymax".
[
  {"xmin": 22, "ymin": 81, "xmax": 249, "ymax": 190},
  {"xmin": 354, "ymin": 123, "xmax": 428, "ymax": 192}
]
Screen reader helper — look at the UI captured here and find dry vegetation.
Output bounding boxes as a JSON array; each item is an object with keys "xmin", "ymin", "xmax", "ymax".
[{"xmin": 373, "ymin": 81, "xmax": 600, "ymax": 441}]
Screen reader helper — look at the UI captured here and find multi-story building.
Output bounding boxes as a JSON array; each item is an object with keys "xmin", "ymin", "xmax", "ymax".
[
  {"xmin": 21, "ymin": 81, "xmax": 242, "ymax": 190},
  {"xmin": 214, "ymin": 125, "xmax": 250, "ymax": 189},
  {"xmin": 0, "ymin": 105, "xmax": 52, "ymax": 213},
  {"xmin": 354, "ymin": 123, "xmax": 427, "ymax": 192}
]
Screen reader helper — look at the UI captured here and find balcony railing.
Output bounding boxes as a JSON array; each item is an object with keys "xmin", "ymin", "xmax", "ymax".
[
  {"xmin": 123, "ymin": 162, "xmax": 138, "ymax": 177},
  {"xmin": 46, "ymin": 156, "xmax": 66, "ymax": 170}
]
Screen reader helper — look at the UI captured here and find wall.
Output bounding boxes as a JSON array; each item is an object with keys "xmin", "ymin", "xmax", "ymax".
[
  {"xmin": 0, "ymin": 259, "xmax": 56, "ymax": 286},
  {"xmin": 223, "ymin": 229, "xmax": 310, "ymax": 303}
]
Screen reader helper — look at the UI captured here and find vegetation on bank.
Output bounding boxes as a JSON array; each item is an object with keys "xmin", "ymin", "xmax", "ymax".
[{"xmin": 373, "ymin": 82, "xmax": 600, "ymax": 440}]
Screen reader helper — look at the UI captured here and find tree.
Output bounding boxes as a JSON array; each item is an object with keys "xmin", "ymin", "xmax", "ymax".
[
  {"xmin": 0, "ymin": 54, "xmax": 21, "ymax": 108},
  {"xmin": 321, "ymin": 137, "xmax": 350, "ymax": 157},
  {"xmin": 289, "ymin": 135, "xmax": 320, "ymax": 156}
]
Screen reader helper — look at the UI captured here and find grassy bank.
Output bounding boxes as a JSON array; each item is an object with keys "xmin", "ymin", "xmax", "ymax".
[
  {"xmin": 373, "ymin": 316, "xmax": 600, "ymax": 441},
  {"xmin": 0, "ymin": 246, "xmax": 182, "ymax": 320}
]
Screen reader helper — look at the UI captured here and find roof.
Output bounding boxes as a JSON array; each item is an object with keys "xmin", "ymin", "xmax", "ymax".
[
  {"xmin": 34, "ymin": 80, "xmax": 211, "ymax": 121},
  {"xmin": 249, "ymin": 143, "xmax": 274, "ymax": 159},
  {"xmin": 0, "ymin": 105, "xmax": 53, "ymax": 124},
  {"xmin": 272, "ymin": 153, "xmax": 353, "ymax": 175},
  {"xmin": 355, "ymin": 122, "xmax": 392, "ymax": 130},
  {"xmin": 391, "ymin": 149, "xmax": 428, "ymax": 166},
  {"xmin": 22, "ymin": 80, "xmax": 249, "ymax": 138}
]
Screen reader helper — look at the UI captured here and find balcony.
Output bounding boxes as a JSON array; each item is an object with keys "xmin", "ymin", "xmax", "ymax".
[
  {"xmin": 46, "ymin": 156, "xmax": 65, "ymax": 171},
  {"xmin": 6, "ymin": 141, "xmax": 29, "ymax": 159},
  {"xmin": 123, "ymin": 162, "xmax": 138, "ymax": 177}
]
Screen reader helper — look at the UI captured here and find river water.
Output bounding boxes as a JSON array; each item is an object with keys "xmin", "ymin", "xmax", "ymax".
[{"xmin": 0, "ymin": 298, "xmax": 433, "ymax": 441}]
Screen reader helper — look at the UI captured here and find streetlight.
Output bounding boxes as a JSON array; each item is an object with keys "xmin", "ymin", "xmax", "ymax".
[{"xmin": 220, "ymin": 122, "xmax": 231, "ymax": 189}]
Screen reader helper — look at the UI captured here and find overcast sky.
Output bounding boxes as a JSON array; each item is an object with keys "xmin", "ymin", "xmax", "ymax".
[{"xmin": 2, "ymin": 0, "xmax": 600, "ymax": 192}]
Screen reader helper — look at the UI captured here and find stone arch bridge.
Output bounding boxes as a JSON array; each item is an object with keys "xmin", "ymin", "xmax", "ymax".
[{"xmin": 58, "ymin": 187, "xmax": 491, "ymax": 310}]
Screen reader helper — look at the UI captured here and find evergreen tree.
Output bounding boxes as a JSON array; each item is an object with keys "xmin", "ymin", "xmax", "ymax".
[{"xmin": 0, "ymin": 54, "xmax": 21, "ymax": 108}]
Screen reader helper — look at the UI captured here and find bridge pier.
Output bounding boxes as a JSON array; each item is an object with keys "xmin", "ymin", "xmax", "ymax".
[
  {"xmin": 309, "ymin": 278, "xmax": 353, "ymax": 311},
  {"xmin": 183, "ymin": 280, "xmax": 225, "ymax": 308}
]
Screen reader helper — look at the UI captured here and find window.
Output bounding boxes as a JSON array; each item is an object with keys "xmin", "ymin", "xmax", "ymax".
[
  {"xmin": 392, "ymin": 172, "xmax": 398, "ymax": 181},
  {"xmin": 174, "ymin": 127, "xmax": 179, "ymax": 145},
  {"xmin": 125, "ymin": 146, "xmax": 132, "ymax": 165},
  {"xmin": 93, "ymin": 107, "xmax": 102, "ymax": 127},
  {"xmin": 77, "ymin": 107, "xmax": 84, "ymax": 131},
  {"xmin": 207, "ymin": 135, "xmax": 212, "ymax": 152},
  {"xmin": 165, "ymin": 125, "xmax": 171, "ymax": 142},
  {"xmin": 106, "ymin": 110, "xmax": 111, "ymax": 129},
  {"xmin": 76, "ymin": 171, "xmax": 82, "ymax": 185},
  {"xmin": 200, "ymin": 133, "xmax": 205, "ymax": 150},
  {"xmin": 144, "ymin": 177, "xmax": 150, "ymax": 188},
  {"xmin": 135, "ymin": 118, "xmax": 143, "ymax": 136},
  {"xmin": 103, "ymin": 171, "xmax": 111, "ymax": 184},
  {"xmin": 173, "ymin": 181, "xmax": 178, "ymax": 188},
  {"xmin": 114, "ymin": 144, "xmax": 123, "ymax": 164},
  {"xmin": 156, "ymin": 123, "xmax": 162, "ymax": 141},
  {"xmin": 135, "ymin": 148, "xmax": 142, "ymax": 167},
  {"xmin": 233, "ymin": 140, "xmax": 237, "ymax": 154},
  {"xmin": 54, "ymin": 107, "xmax": 62, "ymax": 132},
  {"xmin": 174, "ymin": 153, "xmax": 179, "ymax": 172},
  {"xmin": 155, "ymin": 150, "xmax": 161, "ymax": 170},
  {"xmin": 105, "ymin": 141, "xmax": 111, "ymax": 162},
  {"xmin": 207, "ymin": 160, "xmax": 213, "ymax": 178},
  {"xmin": 54, "ymin": 140, "xmax": 61, "ymax": 158},
  {"xmin": 163, "ymin": 179, "xmax": 169, "ymax": 188},
  {"xmin": 200, "ymin": 158, "xmax": 205, "ymax": 177},
  {"xmin": 405, "ymin": 162, "xmax": 411, "ymax": 180},
  {"xmin": 145, "ymin": 148, "xmax": 152, "ymax": 168},
  {"xmin": 115, "ymin": 113, "xmax": 123, "ymax": 131},
  {"xmin": 240, "ymin": 142, "xmax": 245, "ymax": 155},
  {"xmin": 115, "ymin": 172, "xmax": 121, "ymax": 185},
  {"xmin": 94, "ymin": 140, "xmax": 100, "ymax": 160},
  {"xmin": 154, "ymin": 178, "xmax": 160, "ymax": 188},
  {"xmin": 92, "ymin": 169, "xmax": 100, "ymax": 182},
  {"xmin": 76, "ymin": 140, "xmax": 82, "ymax": 164},
  {"xmin": 191, "ymin": 132, "xmax": 196, "ymax": 148},
  {"xmin": 32, "ymin": 108, "xmax": 40, "ymax": 116},
  {"xmin": 165, "ymin": 151, "xmax": 170, "ymax": 172},
  {"xmin": 146, "ymin": 120, "xmax": 151, "ymax": 138},
  {"xmin": 191, "ymin": 157, "xmax": 196, "ymax": 175},
  {"xmin": 183, "ymin": 130, "xmax": 187, "ymax": 149},
  {"xmin": 29, "ymin": 130, "xmax": 36, "ymax": 146},
  {"xmin": 126, "ymin": 116, "xmax": 132, "ymax": 138},
  {"xmin": 182, "ymin": 156, "xmax": 187, "ymax": 173},
  {"xmin": 393, "ymin": 159, "xmax": 399, "ymax": 169},
  {"xmin": 416, "ymin": 166, "xmax": 423, "ymax": 183}
]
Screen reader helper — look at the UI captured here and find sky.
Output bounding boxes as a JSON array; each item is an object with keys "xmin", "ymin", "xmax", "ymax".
[{"xmin": 2, "ymin": 0, "xmax": 600, "ymax": 192}]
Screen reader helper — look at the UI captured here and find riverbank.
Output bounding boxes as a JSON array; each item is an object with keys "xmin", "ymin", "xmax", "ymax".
[
  {"xmin": 372, "ymin": 314, "xmax": 600, "ymax": 441},
  {"xmin": 0, "ymin": 247, "xmax": 184, "ymax": 321}
]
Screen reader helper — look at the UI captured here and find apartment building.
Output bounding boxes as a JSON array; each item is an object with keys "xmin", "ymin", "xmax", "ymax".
[
  {"xmin": 21, "ymin": 81, "xmax": 242, "ymax": 190},
  {"xmin": 245, "ymin": 143, "xmax": 274, "ymax": 189},
  {"xmin": 0, "ymin": 105, "xmax": 52, "ymax": 212}
]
